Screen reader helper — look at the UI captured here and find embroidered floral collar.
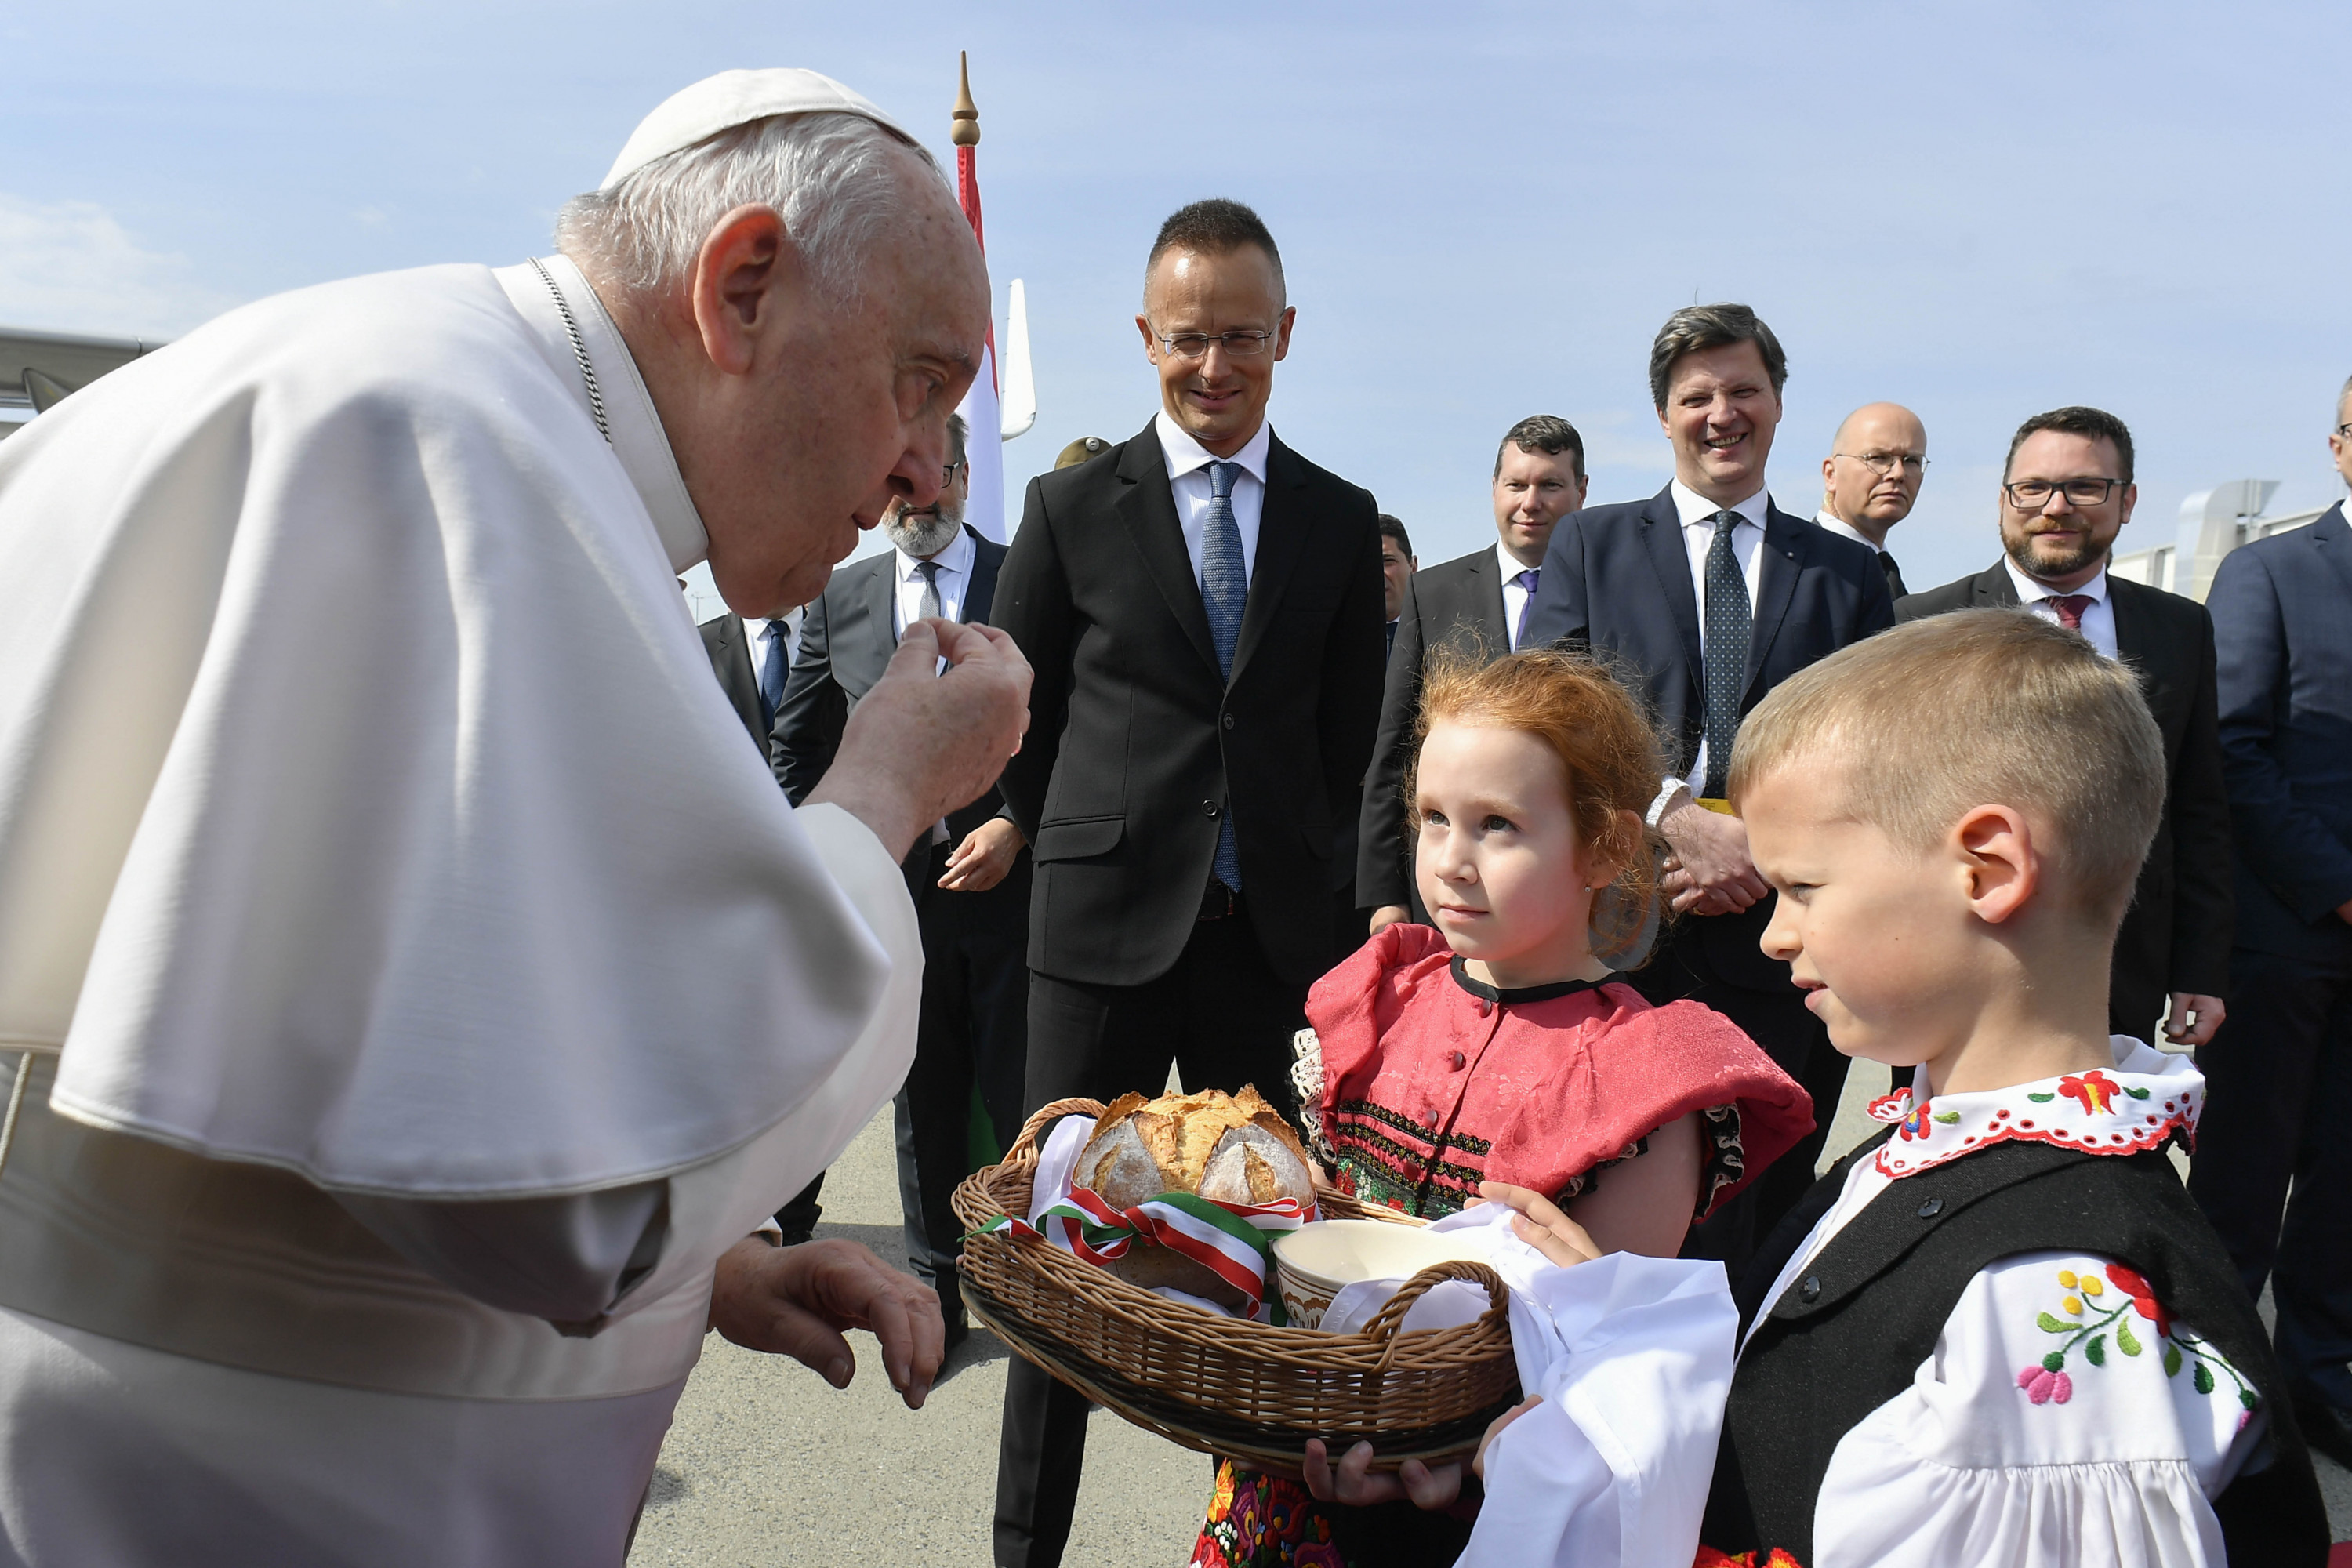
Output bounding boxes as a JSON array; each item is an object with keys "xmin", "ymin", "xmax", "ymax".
[{"xmin": 1864, "ymin": 1036, "xmax": 2201, "ymax": 1178}]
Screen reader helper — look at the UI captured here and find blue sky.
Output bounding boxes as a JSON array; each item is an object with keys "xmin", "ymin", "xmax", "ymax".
[{"xmin": 6, "ymin": 1, "xmax": 2347, "ymax": 598}]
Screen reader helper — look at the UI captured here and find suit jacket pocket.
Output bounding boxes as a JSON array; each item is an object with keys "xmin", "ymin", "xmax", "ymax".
[{"xmin": 1033, "ymin": 815, "xmax": 1125, "ymax": 863}]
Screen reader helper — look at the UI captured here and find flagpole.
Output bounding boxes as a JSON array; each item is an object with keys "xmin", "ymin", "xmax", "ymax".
[{"xmin": 949, "ymin": 51, "xmax": 1011, "ymax": 541}]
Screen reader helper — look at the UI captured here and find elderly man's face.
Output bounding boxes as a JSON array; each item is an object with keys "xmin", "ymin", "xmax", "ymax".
[
  {"xmin": 1658, "ymin": 340, "xmax": 1781, "ymax": 506},
  {"xmin": 1822, "ymin": 404, "xmax": 1929, "ymax": 539},
  {"xmin": 681, "ymin": 147, "xmax": 989, "ymax": 617}
]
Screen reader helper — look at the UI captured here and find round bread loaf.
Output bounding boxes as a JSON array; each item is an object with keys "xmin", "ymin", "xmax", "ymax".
[{"xmin": 1070, "ymin": 1086, "xmax": 1317, "ymax": 1312}]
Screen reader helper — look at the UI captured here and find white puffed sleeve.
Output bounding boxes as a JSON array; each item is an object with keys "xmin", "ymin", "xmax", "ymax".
[{"xmin": 1813, "ymin": 1250, "xmax": 2265, "ymax": 1568}]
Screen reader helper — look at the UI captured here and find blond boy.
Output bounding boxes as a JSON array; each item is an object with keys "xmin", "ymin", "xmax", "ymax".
[{"xmin": 1695, "ymin": 611, "xmax": 2326, "ymax": 1568}]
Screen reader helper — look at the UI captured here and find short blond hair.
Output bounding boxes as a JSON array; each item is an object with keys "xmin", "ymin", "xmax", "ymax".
[{"xmin": 1726, "ymin": 611, "xmax": 2165, "ymax": 924}]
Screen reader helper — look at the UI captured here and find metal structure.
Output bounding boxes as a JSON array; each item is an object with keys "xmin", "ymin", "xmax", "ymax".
[
  {"xmin": 2110, "ymin": 477, "xmax": 2330, "ymax": 602},
  {"xmin": 1, "ymin": 325, "xmax": 168, "ymax": 440}
]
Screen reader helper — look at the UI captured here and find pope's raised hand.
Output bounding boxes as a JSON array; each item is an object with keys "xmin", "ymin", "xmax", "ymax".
[{"xmin": 806, "ymin": 618, "xmax": 1031, "ymax": 863}]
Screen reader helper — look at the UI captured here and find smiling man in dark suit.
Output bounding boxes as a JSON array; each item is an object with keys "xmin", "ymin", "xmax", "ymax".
[
  {"xmin": 1897, "ymin": 405, "xmax": 2232, "ymax": 1051},
  {"xmin": 770, "ymin": 413, "xmax": 1029, "ymax": 1350},
  {"xmin": 1359, "ymin": 414, "xmax": 1588, "ymax": 929},
  {"xmin": 986, "ymin": 198, "xmax": 1386, "ymax": 1568},
  {"xmin": 1522, "ymin": 303, "xmax": 1893, "ymax": 1265}
]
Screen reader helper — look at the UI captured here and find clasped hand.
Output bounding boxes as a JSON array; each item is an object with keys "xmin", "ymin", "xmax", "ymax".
[
  {"xmin": 1300, "ymin": 1183, "xmax": 1599, "ymax": 1512},
  {"xmin": 806, "ymin": 619, "xmax": 1032, "ymax": 864},
  {"xmin": 1656, "ymin": 796, "xmax": 1770, "ymax": 916}
]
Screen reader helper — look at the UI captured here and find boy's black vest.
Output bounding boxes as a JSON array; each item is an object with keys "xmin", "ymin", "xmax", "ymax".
[{"xmin": 1700, "ymin": 1127, "xmax": 2328, "ymax": 1566}]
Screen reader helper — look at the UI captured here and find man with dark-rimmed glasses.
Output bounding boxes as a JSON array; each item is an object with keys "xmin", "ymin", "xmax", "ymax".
[{"xmin": 1898, "ymin": 405, "xmax": 2233, "ymax": 1052}]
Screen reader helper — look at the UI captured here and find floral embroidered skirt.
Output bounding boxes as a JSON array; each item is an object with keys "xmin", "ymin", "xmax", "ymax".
[{"xmin": 1190, "ymin": 1459, "xmax": 1475, "ymax": 1568}]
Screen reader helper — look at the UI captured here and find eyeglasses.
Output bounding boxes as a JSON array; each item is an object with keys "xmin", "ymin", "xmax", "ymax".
[
  {"xmin": 2336, "ymin": 423, "xmax": 2352, "ymax": 439},
  {"xmin": 942, "ymin": 459, "xmax": 964, "ymax": 485},
  {"xmin": 1152, "ymin": 328, "xmax": 1278, "ymax": 360},
  {"xmin": 1835, "ymin": 451, "xmax": 1929, "ymax": 477},
  {"xmin": 2005, "ymin": 477, "xmax": 2125, "ymax": 510}
]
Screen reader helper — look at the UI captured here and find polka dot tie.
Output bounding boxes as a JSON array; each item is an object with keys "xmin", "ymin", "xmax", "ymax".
[{"xmin": 1701, "ymin": 511, "xmax": 1751, "ymax": 798}]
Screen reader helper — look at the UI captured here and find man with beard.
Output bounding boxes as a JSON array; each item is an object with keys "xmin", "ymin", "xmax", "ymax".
[
  {"xmin": 772, "ymin": 412, "xmax": 1028, "ymax": 1347},
  {"xmin": 1899, "ymin": 405, "xmax": 2231, "ymax": 1048},
  {"xmin": 1815, "ymin": 401, "xmax": 1928, "ymax": 599}
]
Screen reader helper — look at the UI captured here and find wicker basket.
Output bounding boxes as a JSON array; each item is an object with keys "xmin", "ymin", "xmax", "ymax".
[{"xmin": 951, "ymin": 1098, "xmax": 1522, "ymax": 1475}]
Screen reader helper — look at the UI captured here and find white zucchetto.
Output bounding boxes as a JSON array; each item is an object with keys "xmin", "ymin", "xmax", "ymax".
[{"xmin": 600, "ymin": 67, "xmax": 910, "ymax": 191}]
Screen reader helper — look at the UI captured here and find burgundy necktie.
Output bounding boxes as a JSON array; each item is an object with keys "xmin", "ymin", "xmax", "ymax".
[{"xmin": 2051, "ymin": 593, "xmax": 2095, "ymax": 632}]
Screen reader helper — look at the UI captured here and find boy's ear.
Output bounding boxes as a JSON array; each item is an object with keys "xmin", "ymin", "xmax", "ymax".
[{"xmin": 1952, "ymin": 804, "xmax": 2038, "ymax": 924}]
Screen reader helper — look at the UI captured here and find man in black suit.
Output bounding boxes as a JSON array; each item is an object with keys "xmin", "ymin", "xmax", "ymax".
[
  {"xmin": 2185, "ymin": 379, "xmax": 2352, "ymax": 1468},
  {"xmin": 1522, "ymin": 304, "xmax": 1893, "ymax": 1264},
  {"xmin": 1377, "ymin": 513, "xmax": 1417, "ymax": 658},
  {"xmin": 1813, "ymin": 401, "xmax": 1927, "ymax": 600},
  {"xmin": 695, "ymin": 601, "xmax": 825, "ymax": 1244},
  {"xmin": 1898, "ymin": 406, "xmax": 2231, "ymax": 1049},
  {"xmin": 988, "ymin": 198, "xmax": 1386, "ymax": 1568},
  {"xmin": 771, "ymin": 414, "xmax": 1029, "ymax": 1345},
  {"xmin": 1361, "ymin": 415, "xmax": 1589, "ymax": 928}
]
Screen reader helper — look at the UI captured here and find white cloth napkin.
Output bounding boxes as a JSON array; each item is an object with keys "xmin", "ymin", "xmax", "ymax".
[{"xmin": 1327, "ymin": 1202, "xmax": 1735, "ymax": 1568}]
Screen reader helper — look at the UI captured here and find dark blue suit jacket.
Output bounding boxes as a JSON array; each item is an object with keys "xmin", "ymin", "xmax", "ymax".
[
  {"xmin": 1522, "ymin": 485, "xmax": 1894, "ymax": 988},
  {"xmin": 2209, "ymin": 501, "xmax": 2352, "ymax": 960}
]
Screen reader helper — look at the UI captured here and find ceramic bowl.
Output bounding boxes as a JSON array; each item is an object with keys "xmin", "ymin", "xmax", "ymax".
[{"xmin": 1272, "ymin": 1219, "xmax": 1491, "ymax": 1331}]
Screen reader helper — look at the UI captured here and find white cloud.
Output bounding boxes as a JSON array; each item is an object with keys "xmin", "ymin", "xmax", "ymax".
[{"xmin": 0, "ymin": 193, "xmax": 239, "ymax": 338}]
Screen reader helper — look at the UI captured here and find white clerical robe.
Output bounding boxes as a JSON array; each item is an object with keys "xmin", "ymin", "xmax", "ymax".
[{"xmin": 0, "ymin": 253, "xmax": 921, "ymax": 1565}]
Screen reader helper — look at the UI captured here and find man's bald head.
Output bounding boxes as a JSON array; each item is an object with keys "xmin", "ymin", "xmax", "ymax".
[
  {"xmin": 1821, "ymin": 401, "xmax": 1929, "ymax": 546},
  {"xmin": 557, "ymin": 111, "xmax": 989, "ymax": 619}
]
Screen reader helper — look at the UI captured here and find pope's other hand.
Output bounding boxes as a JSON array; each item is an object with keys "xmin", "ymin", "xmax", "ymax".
[
  {"xmin": 807, "ymin": 619, "xmax": 1031, "ymax": 862},
  {"xmin": 708, "ymin": 1236, "xmax": 945, "ymax": 1410}
]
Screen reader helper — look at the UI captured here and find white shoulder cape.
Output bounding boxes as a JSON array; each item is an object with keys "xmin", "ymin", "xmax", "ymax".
[{"xmin": 0, "ymin": 256, "xmax": 895, "ymax": 1197}]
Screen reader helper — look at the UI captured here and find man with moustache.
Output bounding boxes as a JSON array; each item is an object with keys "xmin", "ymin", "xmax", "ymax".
[
  {"xmin": 1522, "ymin": 305, "xmax": 1893, "ymax": 1263},
  {"xmin": 1361, "ymin": 415, "xmax": 1589, "ymax": 932},
  {"xmin": 1816, "ymin": 401, "xmax": 1928, "ymax": 599},
  {"xmin": 987, "ymin": 197, "xmax": 1385, "ymax": 1568},
  {"xmin": 771, "ymin": 412, "xmax": 1027, "ymax": 1347},
  {"xmin": 1899, "ymin": 406, "xmax": 2230, "ymax": 1051}
]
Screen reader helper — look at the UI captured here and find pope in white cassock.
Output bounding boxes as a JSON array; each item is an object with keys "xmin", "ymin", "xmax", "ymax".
[{"xmin": 0, "ymin": 69, "xmax": 1031, "ymax": 1566}]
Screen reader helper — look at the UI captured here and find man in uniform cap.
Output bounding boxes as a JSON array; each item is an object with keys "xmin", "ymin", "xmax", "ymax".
[
  {"xmin": 1054, "ymin": 434, "xmax": 1110, "ymax": 470},
  {"xmin": 0, "ymin": 67, "xmax": 1030, "ymax": 1566}
]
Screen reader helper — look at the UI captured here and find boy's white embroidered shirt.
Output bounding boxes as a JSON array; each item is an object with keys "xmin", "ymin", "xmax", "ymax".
[{"xmin": 1744, "ymin": 1039, "xmax": 2262, "ymax": 1568}]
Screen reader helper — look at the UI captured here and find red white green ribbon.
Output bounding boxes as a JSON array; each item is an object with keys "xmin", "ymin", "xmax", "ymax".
[{"xmin": 978, "ymin": 1185, "xmax": 1316, "ymax": 1323}]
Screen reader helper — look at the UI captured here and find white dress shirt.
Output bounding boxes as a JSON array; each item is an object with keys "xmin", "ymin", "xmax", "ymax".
[
  {"xmin": 886, "ymin": 524, "xmax": 975, "ymax": 639},
  {"xmin": 744, "ymin": 606, "xmax": 803, "ymax": 677},
  {"xmin": 1494, "ymin": 542, "xmax": 1544, "ymax": 651},
  {"xmin": 2005, "ymin": 557, "xmax": 2118, "ymax": 659},
  {"xmin": 1156, "ymin": 409, "xmax": 1269, "ymax": 589},
  {"xmin": 1813, "ymin": 510, "xmax": 1880, "ymax": 550},
  {"xmin": 1671, "ymin": 479, "xmax": 1771, "ymax": 792}
]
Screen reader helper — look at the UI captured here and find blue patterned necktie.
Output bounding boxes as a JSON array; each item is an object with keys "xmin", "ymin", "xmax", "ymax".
[
  {"xmin": 1701, "ymin": 511, "xmax": 1751, "ymax": 798},
  {"xmin": 1201, "ymin": 460, "xmax": 1247, "ymax": 890},
  {"xmin": 1511, "ymin": 568, "xmax": 1540, "ymax": 651},
  {"xmin": 757, "ymin": 618, "xmax": 789, "ymax": 732}
]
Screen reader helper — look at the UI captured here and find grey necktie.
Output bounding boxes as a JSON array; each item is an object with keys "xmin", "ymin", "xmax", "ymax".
[
  {"xmin": 1701, "ymin": 512, "xmax": 1751, "ymax": 798},
  {"xmin": 1512, "ymin": 568, "xmax": 1540, "ymax": 651},
  {"xmin": 914, "ymin": 559, "xmax": 942, "ymax": 628},
  {"xmin": 1200, "ymin": 461, "xmax": 1246, "ymax": 889}
]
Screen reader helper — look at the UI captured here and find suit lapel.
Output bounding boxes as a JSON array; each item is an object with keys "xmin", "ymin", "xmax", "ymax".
[
  {"xmin": 1115, "ymin": 423, "xmax": 1221, "ymax": 681},
  {"xmin": 2310, "ymin": 504, "xmax": 2352, "ymax": 605},
  {"xmin": 963, "ymin": 524, "xmax": 1004, "ymax": 624},
  {"xmin": 1972, "ymin": 561, "xmax": 2020, "ymax": 608},
  {"xmin": 844, "ymin": 553, "xmax": 898, "ymax": 691},
  {"xmin": 713, "ymin": 619, "xmax": 764, "ymax": 735},
  {"xmin": 1743, "ymin": 506, "xmax": 1806, "ymax": 699},
  {"xmin": 1468, "ymin": 548, "xmax": 1509, "ymax": 649},
  {"xmin": 1638, "ymin": 488, "xmax": 1704, "ymax": 685},
  {"xmin": 1231, "ymin": 434, "xmax": 1311, "ymax": 684}
]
